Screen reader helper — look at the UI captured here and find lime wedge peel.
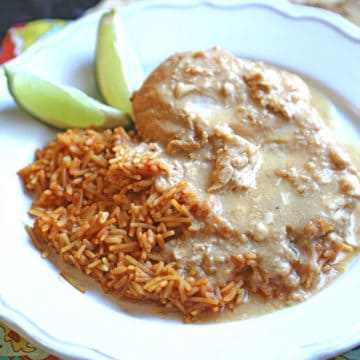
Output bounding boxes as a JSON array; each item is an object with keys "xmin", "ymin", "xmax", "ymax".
[
  {"xmin": 95, "ymin": 9, "xmax": 144, "ymax": 116},
  {"xmin": 4, "ymin": 67, "xmax": 133, "ymax": 130}
]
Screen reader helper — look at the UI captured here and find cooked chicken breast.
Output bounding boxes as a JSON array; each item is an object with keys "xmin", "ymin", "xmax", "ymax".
[{"xmin": 132, "ymin": 47, "xmax": 360, "ymax": 301}]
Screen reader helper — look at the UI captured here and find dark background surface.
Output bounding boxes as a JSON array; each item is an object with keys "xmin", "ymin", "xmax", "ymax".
[{"xmin": 0, "ymin": 0, "xmax": 101, "ymax": 41}]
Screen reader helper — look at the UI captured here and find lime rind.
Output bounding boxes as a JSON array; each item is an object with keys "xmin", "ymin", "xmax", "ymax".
[
  {"xmin": 5, "ymin": 67, "xmax": 132, "ymax": 129},
  {"xmin": 95, "ymin": 9, "xmax": 144, "ymax": 116}
]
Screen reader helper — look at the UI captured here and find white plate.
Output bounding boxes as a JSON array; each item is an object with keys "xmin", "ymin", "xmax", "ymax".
[{"xmin": 1, "ymin": 1, "xmax": 360, "ymax": 359}]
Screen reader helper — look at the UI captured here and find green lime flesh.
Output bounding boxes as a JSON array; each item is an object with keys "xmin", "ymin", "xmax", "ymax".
[
  {"xmin": 96, "ymin": 10, "xmax": 142, "ymax": 116},
  {"xmin": 5, "ymin": 68, "xmax": 132, "ymax": 129}
]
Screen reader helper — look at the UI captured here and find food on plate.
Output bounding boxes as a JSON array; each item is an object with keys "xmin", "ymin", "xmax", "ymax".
[
  {"xmin": 4, "ymin": 68, "xmax": 132, "ymax": 129},
  {"xmin": 19, "ymin": 47, "xmax": 360, "ymax": 321},
  {"xmin": 95, "ymin": 10, "xmax": 143, "ymax": 116}
]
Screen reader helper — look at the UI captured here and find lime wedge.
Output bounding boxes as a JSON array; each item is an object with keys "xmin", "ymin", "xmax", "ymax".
[
  {"xmin": 95, "ymin": 9, "xmax": 143, "ymax": 116},
  {"xmin": 4, "ymin": 67, "xmax": 132, "ymax": 129}
]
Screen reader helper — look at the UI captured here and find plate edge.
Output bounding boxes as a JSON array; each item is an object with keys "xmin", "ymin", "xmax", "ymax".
[{"xmin": 1, "ymin": 1, "xmax": 360, "ymax": 359}]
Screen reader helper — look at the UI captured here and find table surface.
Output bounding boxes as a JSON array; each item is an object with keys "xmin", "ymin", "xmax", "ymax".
[{"xmin": 1, "ymin": 0, "xmax": 360, "ymax": 359}]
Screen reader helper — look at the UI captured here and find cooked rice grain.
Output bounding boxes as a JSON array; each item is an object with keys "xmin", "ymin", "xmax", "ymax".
[{"xmin": 19, "ymin": 128, "xmax": 244, "ymax": 321}]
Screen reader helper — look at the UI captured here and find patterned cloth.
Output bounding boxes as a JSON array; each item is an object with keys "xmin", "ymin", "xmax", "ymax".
[
  {"xmin": 0, "ymin": 322, "xmax": 58, "ymax": 359},
  {"xmin": 0, "ymin": 19, "xmax": 66, "ymax": 64},
  {"xmin": 0, "ymin": 17, "xmax": 359, "ymax": 360}
]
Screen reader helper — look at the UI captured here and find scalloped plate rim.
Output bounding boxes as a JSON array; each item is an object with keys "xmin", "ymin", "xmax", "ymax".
[{"xmin": 1, "ymin": 1, "xmax": 360, "ymax": 359}]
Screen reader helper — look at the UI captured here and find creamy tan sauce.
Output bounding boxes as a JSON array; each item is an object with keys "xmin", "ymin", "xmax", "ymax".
[
  {"xmin": 345, "ymin": 143, "xmax": 360, "ymax": 170},
  {"xmin": 209, "ymin": 92, "xmax": 360, "ymax": 322},
  {"xmin": 131, "ymin": 47, "xmax": 360, "ymax": 320}
]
